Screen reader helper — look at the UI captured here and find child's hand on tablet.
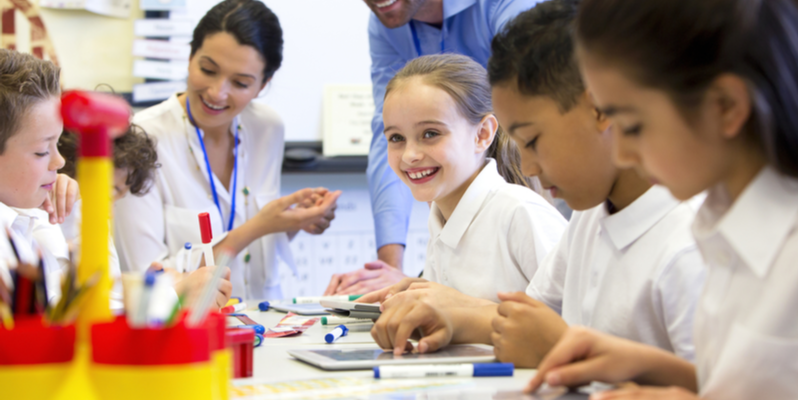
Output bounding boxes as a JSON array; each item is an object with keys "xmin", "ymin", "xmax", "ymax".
[
  {"xmin": 586, "ymin": 386, "xmax": 699, "ymax": 400},
  {"xmin": 526, "ymin": 327, "xmax": 697, "ymax": 394},
  {"xmin": 371, "ymin": 298, "xmax": 454, "ymax": 356},
  {"xmin": 491, "ymin": 291, "xmax": 567, "ymax": 368}
]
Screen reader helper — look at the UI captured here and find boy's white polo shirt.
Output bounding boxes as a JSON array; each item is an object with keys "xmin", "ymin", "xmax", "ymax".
[
  {"xmin": 692, "ymin": 167, "xmax": 797, "ymax": 400},
  {"xmin": 423, "ymin": 159, "xmax": 568, "ymax": 302},
  {"xmin": 527, "ymin": 185, "xmax": 706, "ymax": 361},
  {"xmin": 0, "ymin": 202, "xmax": 63, "ymax": 302}
]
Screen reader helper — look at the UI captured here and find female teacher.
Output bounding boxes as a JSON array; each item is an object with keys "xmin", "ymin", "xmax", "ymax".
[{"xmin": 114, "ymin": 0, "xmax": 339, "ymax": 299}]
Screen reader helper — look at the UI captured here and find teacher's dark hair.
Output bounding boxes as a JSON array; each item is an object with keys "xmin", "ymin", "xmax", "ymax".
[
  {"xmin": 191, "ymin": 0, "xmax": 283, "ymax": 82},
  {"xmin": 576, "ymin": 0, "xmax": 798, "ymax": 178}
]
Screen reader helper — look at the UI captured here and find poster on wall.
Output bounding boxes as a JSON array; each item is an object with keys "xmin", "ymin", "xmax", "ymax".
[
  {"xmin": 323, "ymin": 84, "xmax": 375, "ymax": 157},
  {"xmin": 40, "ymin": 0, "xmax": 131, "ymax": 18}
]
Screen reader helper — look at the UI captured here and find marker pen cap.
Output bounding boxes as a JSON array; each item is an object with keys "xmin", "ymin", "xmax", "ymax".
[
  {"xmin": 254, "ymin": 333, "xmax": 263, "ymax": 347},
  {"xmin": 473, "ymin": 363, "xmax": 514, "ymax": 377},
  {"xmin": 144, "ymin": 271, "xmax": 156, "ymax": 286},
  {"xmin": 184, "ymin": 242, "xmax": 192, "ymax": 250},
  {"xmin": 258, "ymin": 301, "xmax": 270, "ymax": 311},
  {"xmin": 235, "ymin": 324, "xmax": 265, "ymax": 335},
  {"xmin": 198, "ymin": 212, "xmax": 213, "ymax": 244}
]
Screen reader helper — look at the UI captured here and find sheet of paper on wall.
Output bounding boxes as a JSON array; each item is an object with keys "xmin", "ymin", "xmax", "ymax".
[
  {"xmin": 322, "ymin": 84, "xmax": 375, "ymax": 157},
  {"xmin": 134, "ymin": 18, "xmax": 194, "ymax": 37},
  {"xmin": 133, "ymin": 59, "xmax": 188, "ymax": 81},
  {"xmin": 139, "ymin": 0, "xmax": 185, "ymax": 11},
  {"xmin": 40, "ymin": 0, "xmax": 131, "ymax": 18},
  {"xmin": 132, "ymin": 39, "xmax": 190, "ymax": 60},
  {"xmin": 133, "ymin": 80, "xmax": 186, "ymax": 103}
]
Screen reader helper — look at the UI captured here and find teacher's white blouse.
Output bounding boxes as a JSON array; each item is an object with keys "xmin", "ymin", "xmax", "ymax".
[{"xmin": 114, "ymin": 94, "xmax": 292, "ymax": 299}]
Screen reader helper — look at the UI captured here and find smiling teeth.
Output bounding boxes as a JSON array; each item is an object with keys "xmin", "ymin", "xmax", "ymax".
[
  {"xmin": 375, "ymin": 0, "xmax": 397, "ymax": 8},
  {"xmin": 201, "ymin": 97, "xmax": 226, "ymax": 111},
  {"xmin": 409, "ymin": 168, "xmax": 436, "ymax": 180}
]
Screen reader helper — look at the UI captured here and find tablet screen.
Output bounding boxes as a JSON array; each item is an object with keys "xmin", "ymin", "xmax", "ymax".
[{"xmin": 307, "ymin": 346, "xmax": 494, "ymax": 362}]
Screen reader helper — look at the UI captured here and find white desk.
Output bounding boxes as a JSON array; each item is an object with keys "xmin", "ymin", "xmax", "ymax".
[{"xmin": 225, "ymin": 303, "xmax": 585, "ymax": 400}]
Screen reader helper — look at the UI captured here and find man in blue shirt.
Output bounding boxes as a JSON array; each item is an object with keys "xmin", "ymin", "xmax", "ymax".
[{"xmin": 324, "ymin": 0, "xmax": 541, "ymax": 296}]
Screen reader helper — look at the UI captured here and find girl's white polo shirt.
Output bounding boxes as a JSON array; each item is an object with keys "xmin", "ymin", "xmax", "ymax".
[
  {"xmin": 423, "ymin": 159, "xmax": 568, "ymax": 302},
  {"xmin": 692, "ymin": 167, "xmax": 797, "ymax": 400}
]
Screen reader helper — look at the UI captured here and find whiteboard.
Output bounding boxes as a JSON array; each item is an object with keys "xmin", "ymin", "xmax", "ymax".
[{"xmin": 183, "ymin": 0, "xmax": 374, "ymax": 142}]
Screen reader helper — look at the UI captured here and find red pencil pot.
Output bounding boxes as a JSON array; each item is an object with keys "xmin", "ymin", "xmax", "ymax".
[
  {"xmin": 226, "ymin": 328, "xmax": 254, "ymax": 378},
  {"xmin": 204, "ymin": 312, "xmax": 231, "ymax": 400},
  {"xmin": 0, "ymin": 317, "xmax": 75, "ymax": 399},
  {"xmin": 89, "ymin": 315, "xmax": 215, "ymax": 400}
]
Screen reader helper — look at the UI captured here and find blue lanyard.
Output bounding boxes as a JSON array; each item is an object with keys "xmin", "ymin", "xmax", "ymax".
[
  {"xmin": 409, "ymin": 21, "xmax": 445, "ymax": 57},
  {"xmin": 185, "ymin": 96, "xmax": 239, "ymax": 232}
]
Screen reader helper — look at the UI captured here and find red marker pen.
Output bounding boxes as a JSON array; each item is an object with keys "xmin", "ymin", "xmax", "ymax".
[{"xmin": 198, "ymin": 212, "xmax": 215, "ymax": 267}]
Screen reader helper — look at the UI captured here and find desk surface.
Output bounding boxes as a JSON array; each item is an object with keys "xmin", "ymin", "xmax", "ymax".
[{"xmin": 225, "ymin": 303, "xmax": 577, "ymax": 400}]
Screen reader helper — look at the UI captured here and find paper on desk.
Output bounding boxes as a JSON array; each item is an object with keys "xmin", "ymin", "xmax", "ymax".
[
  {"xmin": 263, "ymin": 313, "xmax": 319, "ymax": 338},
  {"xmin": 231, "ymin": 376, "xmax": 473, "ymax": 400}
]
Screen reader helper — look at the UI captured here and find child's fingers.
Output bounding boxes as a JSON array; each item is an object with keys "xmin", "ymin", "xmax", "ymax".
[
  {"xmin": 55, "ymin": 177, "xmax": 68, "ymax": 222},
  {"xmin": 356, "ymin": 286, "xmax": 390, "ymax": 304},
  {"xmin": 497, "ymin": 291, "xmax": 537, "ymax": 305},
  {"xmin": 491, "ymin": 314, "xmax": 508, "ymax": 334},
  {"xmin": 371, "ymin": 303, "xmax": 401, "ymax": 350},
  {"xmin": 526, "ymin": 327, "xmax": 590, "ymax": 392}
]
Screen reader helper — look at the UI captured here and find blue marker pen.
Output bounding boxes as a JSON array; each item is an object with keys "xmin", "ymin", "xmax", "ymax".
[
  {"xmin": 258, "ymin": 301, "xmax": 270, "ymax": 311},
  {"xmin": 233, "ymin": 324, "xmax": 266, "ymax": 335},
  {"xmin": 324, "ymin": 324, "xmax": 349, "ymax": 343},
  {"xmin": 374, "ymin": 363, "xmax": 514, "ymax": 378}
]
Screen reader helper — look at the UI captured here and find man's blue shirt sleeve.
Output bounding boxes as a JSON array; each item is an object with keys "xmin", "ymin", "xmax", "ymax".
[{"xmin": 367, "ymin": 15, "xmax": 414, "ymax": 250}]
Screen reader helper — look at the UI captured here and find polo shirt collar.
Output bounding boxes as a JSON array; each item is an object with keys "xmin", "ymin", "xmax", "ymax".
[
  {"xmin": 694, "ymin": 167, "xmax": 797, "ymax": 278},
  {"xmin": 444, "ymin": 0, "xmax": 477, "ymax": 19},
  {"xmin": 0, "ymin": 202, "xmax": 18, "ymax": 230},
  {"xmin": 601, "ymin": 185, "xmax": 681, "ymax": 251},
  {"xmin": 430, "ymin": 159, "xmax": 505, "ymax": 249}
]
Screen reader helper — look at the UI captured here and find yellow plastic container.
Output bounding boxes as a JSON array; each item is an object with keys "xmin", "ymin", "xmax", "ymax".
[
  {"xmin": 0, "ymin": 318, "xmax": 76, "ymax": 399},
  {"xmin": 89, "ymin": 316, "xmax": 216, "ymax": 400}
]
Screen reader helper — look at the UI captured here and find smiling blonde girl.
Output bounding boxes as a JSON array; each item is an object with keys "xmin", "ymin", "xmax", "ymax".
[{"xmin": 374, "ymin": 54, "xmax": 567, "ymax": 304}]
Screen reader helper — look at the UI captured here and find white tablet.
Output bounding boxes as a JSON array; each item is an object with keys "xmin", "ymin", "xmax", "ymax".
[
  {"xmin": 320, "ymin": 300, "xmax": 381, "ymax": 319},
  {"xmin": 288, "ymin": 344, "xmax": 496, "ymax": 370},
  {"xmin": 270, "ymin": 302, "xmax": 330, "ymax": 316}
]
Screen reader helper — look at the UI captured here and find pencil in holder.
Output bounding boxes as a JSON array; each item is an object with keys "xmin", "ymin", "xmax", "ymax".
[
  {"xmin": 0, "ymin": 317, "xmax": 76, "ymax": 399},
  {"xmin": 89, "ymin": 315, "xmax": 214, "ymax": 400},
  {"xmin": 226, "ymin": 328, "xmax": 255, "ymax": 378}
]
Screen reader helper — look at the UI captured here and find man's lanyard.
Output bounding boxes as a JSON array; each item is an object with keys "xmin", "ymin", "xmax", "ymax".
[
  {"xmin": 409, "ymin": 21, "xmax": 445, "ymax": 57},
  {"xmin": 185, "ymin": 96, "xmax": 239, "ymax": 232}
]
